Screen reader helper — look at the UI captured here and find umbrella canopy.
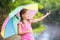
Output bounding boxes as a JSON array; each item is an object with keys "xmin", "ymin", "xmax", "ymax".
[{"xmin": 1, "ymin": 3, "xmax": 38, "ymax": 39}]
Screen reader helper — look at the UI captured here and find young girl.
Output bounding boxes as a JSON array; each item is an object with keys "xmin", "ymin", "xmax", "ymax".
[{"xmin": 17, "ymin": 8, "xmax": 51, "ymax": 40}]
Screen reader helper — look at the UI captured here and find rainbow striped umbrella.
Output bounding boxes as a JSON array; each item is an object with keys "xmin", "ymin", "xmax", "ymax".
[{"xmin": 1, "ymin": 3, "xmax": 38, "ymax": 39}]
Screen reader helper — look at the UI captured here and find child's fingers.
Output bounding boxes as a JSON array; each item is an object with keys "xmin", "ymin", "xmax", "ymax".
[
  {"xmin": 48, "ymin": 10, "xmax": 51, "ymax": 13},
  {"xmin": 46, "ymin": 12, "xmax": 51, "ymax": 16}
]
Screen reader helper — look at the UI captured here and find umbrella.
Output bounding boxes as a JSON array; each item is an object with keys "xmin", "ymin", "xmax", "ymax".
[{"xmin": 1, "ymin": 3, "xmax": 38, "ymax": 39}]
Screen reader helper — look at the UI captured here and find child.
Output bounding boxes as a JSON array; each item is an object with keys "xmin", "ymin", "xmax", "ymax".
[{"xmin": 17, "ymin": 8, "xmax": 51, "ymax": 40}]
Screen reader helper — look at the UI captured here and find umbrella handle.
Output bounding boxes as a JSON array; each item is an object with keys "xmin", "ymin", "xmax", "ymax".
[{"xmin": 15, "ymin": 15, "xmax": 19, "ymax": 20}]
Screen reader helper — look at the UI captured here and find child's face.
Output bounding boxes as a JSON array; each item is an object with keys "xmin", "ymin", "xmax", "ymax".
[{"xmin": 22, "ymin": 11, "xmax": 30, "ymax": 20}]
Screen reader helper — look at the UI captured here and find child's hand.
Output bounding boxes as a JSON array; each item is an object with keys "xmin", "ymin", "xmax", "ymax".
[
  {"xmin": 46, "ymin": 11, "xmax": 51, "ymax": 16},
  {"xmin": 27, "ymin": 30, "xmax": 30, "ymax": 32},
  {"xmin": 27, "ymin": 29, "xmax": 32, "ymax": 33}
]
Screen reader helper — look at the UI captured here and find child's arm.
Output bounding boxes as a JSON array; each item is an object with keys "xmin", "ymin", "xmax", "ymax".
[
  {"xmin": 18, "ymin": 24, "xmax": 30, "ymax": 35},
  {"xmin": 31, "ymin": 11, "xmax": 51, "ymax": 23}
]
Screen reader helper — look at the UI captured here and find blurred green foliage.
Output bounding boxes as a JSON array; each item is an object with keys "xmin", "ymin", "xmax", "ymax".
[{"xmin": 33, "ymin": 24, "xmax": 46, "ymax": 34}]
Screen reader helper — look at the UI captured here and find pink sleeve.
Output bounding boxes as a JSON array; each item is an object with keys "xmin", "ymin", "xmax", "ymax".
[
  {"xmin": 17, "ymin": 22, "xmax": 28, "ymax": 32},
  {"xmin": 17, "ymin": 22, "xmax": 22, "ymax": 26}
]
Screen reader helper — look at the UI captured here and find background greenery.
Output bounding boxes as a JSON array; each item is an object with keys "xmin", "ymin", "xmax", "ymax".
[{"xmin": 0, "ymin": 0, "xmax": 60, "ymax": 34}]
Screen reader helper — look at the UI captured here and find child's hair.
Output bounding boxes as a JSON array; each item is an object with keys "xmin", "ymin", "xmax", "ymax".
[{"xmin": 19, "ymin": 8, "xmax": 28, "ymax": 21}]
